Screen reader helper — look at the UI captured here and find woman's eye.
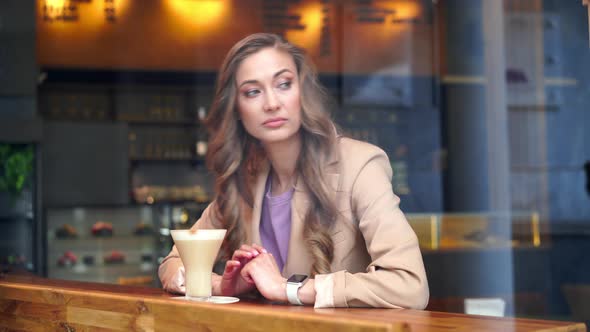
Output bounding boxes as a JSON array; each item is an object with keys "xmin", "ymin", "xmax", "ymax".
[
  {"xmin": 278, "ymin": 81, "xmax": 292, "ymax": 90},
  {"xmin": 244, "ymin": 89, "xmax": 260, "ymax": 97}
]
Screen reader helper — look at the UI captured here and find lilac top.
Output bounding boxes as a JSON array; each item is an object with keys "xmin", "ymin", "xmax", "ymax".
[{"xmin": 259, "ymin": 177, "xmax": 294, "ymax": 272}]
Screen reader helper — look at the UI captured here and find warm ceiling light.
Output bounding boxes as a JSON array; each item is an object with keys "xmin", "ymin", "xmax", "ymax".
[
  {"xmin": 168, "ymin": 0, "xmax": 225, "ymax": 25},
  {"xmin": 45, "ymin": 0, "xmax": 67, "ymax": 7}
]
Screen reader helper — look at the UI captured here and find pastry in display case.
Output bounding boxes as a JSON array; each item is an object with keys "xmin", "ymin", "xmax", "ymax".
[
  {"xmin": 406, "ymin": 211, "xmax": 546, "ymax": 251},
  {"xmin": 133, "ymin": 222, "xmax": 154, "ymax": 236},
  {"xmin": 91, "ymin": 221, "xmax": 113, "ymax": 237},
  {"xmin": 47, "ymin": 206, "xmax": 161, "ymax": 285},
  {"xmin": 57, "ymin": 251, "xmax": 77, "ymax": 267},
  {"xmin": 104, "ymin": 250, "xmax": 126, "ymax": 264},
  {"xmin": 55, "ymin": 224, "xmax": 78, "ymax": 239}
]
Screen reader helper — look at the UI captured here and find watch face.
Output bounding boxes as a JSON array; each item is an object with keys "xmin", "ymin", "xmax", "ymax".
[{"xmin": 288, "ymin": 274, "xmax": 308, "ymax": 283}]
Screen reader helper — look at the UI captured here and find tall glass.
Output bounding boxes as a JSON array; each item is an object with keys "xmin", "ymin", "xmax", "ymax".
[{"xmin": 170, "ymin": 229, "xmax": 229, "ymax": 302}]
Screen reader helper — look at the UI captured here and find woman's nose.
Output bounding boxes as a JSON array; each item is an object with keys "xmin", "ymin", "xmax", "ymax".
[{"xmin": 263, "ymin": 90, "xmax": 280, "ymax": 112}]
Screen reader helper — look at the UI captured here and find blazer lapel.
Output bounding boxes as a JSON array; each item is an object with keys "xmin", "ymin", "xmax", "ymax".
[
  {"xmin": 283, "ymin": 178, "xmax": 312, "ymax": 277},
  {"xmin": 282, "ymin": 173, "xmax": 341, "ymax": 276}
]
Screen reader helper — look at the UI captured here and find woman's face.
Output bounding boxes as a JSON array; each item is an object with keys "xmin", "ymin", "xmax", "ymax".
[{"xmin": 235, "ymin": 47, "xmax": 302, "ymax": 146}]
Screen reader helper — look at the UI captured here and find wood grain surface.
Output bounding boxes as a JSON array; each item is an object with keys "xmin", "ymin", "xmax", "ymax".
[{"xmin": 0, "ymin": 274, "xmax": 585, "ymax": 332}]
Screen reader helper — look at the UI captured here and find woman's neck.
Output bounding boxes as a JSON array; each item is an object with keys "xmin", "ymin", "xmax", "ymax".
[{"xmin": 263, "ymin": 135, "xmax": 301, "ymax": 196}]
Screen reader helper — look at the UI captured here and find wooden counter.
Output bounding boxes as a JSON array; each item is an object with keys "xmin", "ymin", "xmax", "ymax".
[{"xmin": 0, "ymin": 274, "xmax": 585, "ymax": 332}]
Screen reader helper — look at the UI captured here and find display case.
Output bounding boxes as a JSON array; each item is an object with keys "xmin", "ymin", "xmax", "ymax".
[
  {"xmin": 406, "ymin": 211, "xmax": 548, "ymax": 251},
  {"xmin": 46, "ymin": 206, "xmax": 162, "ymax": 286}
]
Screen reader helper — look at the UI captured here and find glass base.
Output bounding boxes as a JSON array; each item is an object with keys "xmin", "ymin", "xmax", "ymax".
[{"xmin": 172, "ymin": 296, "xmax": 240, "ymax": 304}]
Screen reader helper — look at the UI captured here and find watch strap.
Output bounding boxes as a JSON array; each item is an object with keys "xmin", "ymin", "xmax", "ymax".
[{"xmin": 286, "ymin": 281, "xmax": 304, "ymax": 305}]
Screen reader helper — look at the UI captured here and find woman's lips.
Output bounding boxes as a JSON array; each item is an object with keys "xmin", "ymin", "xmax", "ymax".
[{"xmin": 263, "ymin": 118, "xmax": 287, "ymax": 128}]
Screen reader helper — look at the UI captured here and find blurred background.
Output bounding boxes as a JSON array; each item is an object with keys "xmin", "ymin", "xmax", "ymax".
[{"xmin": 0, "ymin": 0, "xmax": 589, "ymax": 325}]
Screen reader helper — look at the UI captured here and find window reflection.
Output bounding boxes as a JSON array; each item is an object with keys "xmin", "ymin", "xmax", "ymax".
[{"xmin": 0, "ymin": 0, "xmax": 588, "ymax": 327}]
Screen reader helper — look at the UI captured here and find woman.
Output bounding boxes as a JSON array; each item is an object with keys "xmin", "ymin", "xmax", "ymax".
[{"xmin": 158, "ymin": 33, "xmax": 428, "ymax": 309}]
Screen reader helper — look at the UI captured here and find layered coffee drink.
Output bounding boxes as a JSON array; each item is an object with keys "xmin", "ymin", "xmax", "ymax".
[{"xmin": 170, "ymin": 229, "xmax": 226, "ymax": 300}]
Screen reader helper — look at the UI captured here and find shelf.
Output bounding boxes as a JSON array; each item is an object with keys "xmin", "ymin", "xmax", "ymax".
[
  {"xmin": 130, "ymin": 157, "xmax": 204, "ymax": 163},
  {"xmin": 49, "ymin": 235, "xmax": 156, "ymax": 252},
  {"xmin": 49, "ymin": 262, "xmax": 156, "ymax": 284},
  {"xmin": 420, "ymin": 244, "xmax": 551, "ymax": 254},
  {"xmin": 52, "ymin": 234, "xmax": 155, "ymax": 241},
  {"xmin": 130, "ymin": 200, "xmax": 210, "ymax": 207},
  {"xmin": 125, "ymin": 120, "xmax": 200, "ymax": 126},
  {"xmin": 52, "ymin": 262, "xmax": 155, "ymax": 271}
]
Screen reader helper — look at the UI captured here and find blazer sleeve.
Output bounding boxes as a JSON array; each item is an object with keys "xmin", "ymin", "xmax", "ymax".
[
  {"xmin": 158, "ymin": 203, "xmax": 219, "ymax": 289},
  {"xmin": 330, "ymin": 147, "xmax": 429, "ymax": 309}
]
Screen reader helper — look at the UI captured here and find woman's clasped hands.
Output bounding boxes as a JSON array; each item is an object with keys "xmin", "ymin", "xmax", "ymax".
[{"xmin": 218, "ymin": 243, "xmax": 287, "ymax": 302}]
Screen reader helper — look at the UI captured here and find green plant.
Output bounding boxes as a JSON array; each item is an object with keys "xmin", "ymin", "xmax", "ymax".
[{"xmin": 0, "ymin": 144, "xmax": 34, "ymax": 199}]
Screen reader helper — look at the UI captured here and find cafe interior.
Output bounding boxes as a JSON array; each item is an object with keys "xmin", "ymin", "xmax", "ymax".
[{"xmin": 1, "ymin": 0, "xmax": 589, "ymax": 329}]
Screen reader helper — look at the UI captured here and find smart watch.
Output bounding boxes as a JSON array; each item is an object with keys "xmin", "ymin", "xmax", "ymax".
[{"xmin": 286, "ymin": 274, "xmax": 308, "ymax": 305}]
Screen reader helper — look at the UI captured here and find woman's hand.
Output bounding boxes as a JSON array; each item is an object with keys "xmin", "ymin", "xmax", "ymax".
[
  {"xmin": 161, "ymin": 265, "xmax": 186, "ymax": 295},
  {"xmin": 240, "ymin": 253, "xmax": 288, "ymax": 302},
  {"xmin": 219, "ymin": 244, "xmax": 267, "ymax": 296}
]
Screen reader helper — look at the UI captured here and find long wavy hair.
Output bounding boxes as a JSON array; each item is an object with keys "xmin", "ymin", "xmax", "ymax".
[{"xmin": 205, "ymin": 33, "xmax": 338, "ymax": 276}]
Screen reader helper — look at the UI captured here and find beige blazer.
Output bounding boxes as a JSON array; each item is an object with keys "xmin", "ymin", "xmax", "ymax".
[{"xmin": 159, "ymin": 137, "xmax": 429, "ymax": 309}]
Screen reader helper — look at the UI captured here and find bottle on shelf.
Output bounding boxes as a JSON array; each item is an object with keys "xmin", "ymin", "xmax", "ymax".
[
  {"xmin": 128, "ymin": 131, "xmax": 138, "ymax": 159},
  {"xmin": 195, "ymin": 131, "xmax": 207, "ymax": 158},
  {"xmin": 197, "ymin": 106, "xmax": 207, "ymax": 123}
]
